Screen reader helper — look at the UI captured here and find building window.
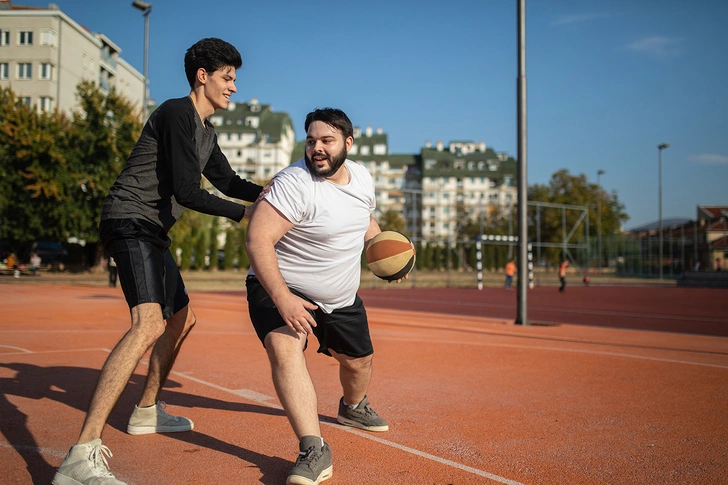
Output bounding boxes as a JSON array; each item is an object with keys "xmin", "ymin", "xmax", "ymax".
[
  {"xmin": 38, "ymin": 96, "xmax": 52, "ymax": 112},
  {"xmin": 18, "ymin": 30, "xmax": 33, "ymax": 46},
  {"xmin": 40, "ymin": 29, "xmax": 57, "ymax": 47},
  {"xmin": 0, "ymin": 29, "xmax": 9, "ymax": 46},
  {"xmin": 21, "ymin": 96, "xmax": 31, "ymax": 106},
  {"xmin": 0, "ymin": 63, "xmax": 8, "ymax": 80},
  {"xmin": 40, "ymin": 63, "xmax": 53, "ymax": 80},
  {"xmin": 17, "ymin": 63, "xmax": 32, "ymax": 79}
]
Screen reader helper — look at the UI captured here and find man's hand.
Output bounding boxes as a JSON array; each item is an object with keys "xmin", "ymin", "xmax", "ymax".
[
  {"xmin": 243, "ymin": 179, "xmax": 276, "ymax": 220},
  {"xmin": 388, "ymin": 273, "xmax": 409, "ymax": 284},
  {"xmin": 276, "ymin": 292, "xmax": 319, "ymax": 335}
]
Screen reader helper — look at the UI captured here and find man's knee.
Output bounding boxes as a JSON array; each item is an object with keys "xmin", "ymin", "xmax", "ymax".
[
  {"xmin": 167, "ymin": 306, "xmax": 196, "ymax": 336},
  {"xmin": 130, "ymin": 303, "xmax": 166, "ymax": 342},
  {"xmin": 336, "ymin": 352, "xmax": 373, "ymax": 372},
  {"xmin": 264, "ymin": 329, "xmax": 305, "ymax": 366}
]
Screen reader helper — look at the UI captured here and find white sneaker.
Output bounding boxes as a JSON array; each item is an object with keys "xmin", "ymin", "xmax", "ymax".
[
  {"xmin": 52, "ymin": 439, "xmax": 127, "ymax": 485},
  {"xmin": 127, "ymin": 400, "xmax": 194, "ymax": 435}
]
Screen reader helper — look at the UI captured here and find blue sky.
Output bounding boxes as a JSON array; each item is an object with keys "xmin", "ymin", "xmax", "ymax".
[{"xmin": 40, "ymin": 0, "xmax": 727, "ymax": 229}]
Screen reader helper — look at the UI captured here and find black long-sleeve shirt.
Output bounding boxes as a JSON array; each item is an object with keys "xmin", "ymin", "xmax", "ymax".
[{"xmin": 102, "ymin": 96, "xmax": 262, "ymax": 232}]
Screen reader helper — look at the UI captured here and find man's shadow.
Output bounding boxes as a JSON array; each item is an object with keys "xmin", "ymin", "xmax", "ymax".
[{"xmin": 0, "ymin": 362, "xmax": 297, "ymax": 484}]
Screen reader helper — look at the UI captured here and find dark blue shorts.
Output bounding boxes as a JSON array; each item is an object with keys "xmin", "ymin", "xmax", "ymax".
[
  {"xmin": 246, "ymin": 276, "xmax": 373, "ymax": 358},
  {"xmin": 99, "ymin": 218, "xmax": 189, "ymax": 319}
]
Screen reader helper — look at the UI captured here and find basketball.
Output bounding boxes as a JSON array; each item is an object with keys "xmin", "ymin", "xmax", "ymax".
[{"xmin": 365, "ymin": 231, "xmax": 416, "ymax": 281}]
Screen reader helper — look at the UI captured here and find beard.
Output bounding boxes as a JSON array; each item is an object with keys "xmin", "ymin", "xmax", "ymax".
[{"xmin": 305, "ymin": 146, "xmax": 347, "ymax": 178}]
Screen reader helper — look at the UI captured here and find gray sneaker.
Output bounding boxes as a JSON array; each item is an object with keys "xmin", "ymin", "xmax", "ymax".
[
  {"xmin": 286, "ymin": 436, "xmax": 333, "ymax": 485},
  {"xmin": 337, "ymin": 395, "xmax": 389, "ymax": 432},
  {"xmin": 52, "ymin": 439, "xmax": 127, "ymax": 485},
  {"xmin": 127, "ymin": 400, "xmax": 194, "ymax": 435}
]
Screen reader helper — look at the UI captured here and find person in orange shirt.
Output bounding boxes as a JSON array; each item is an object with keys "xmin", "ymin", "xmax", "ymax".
[
  {"xmin": 504, "ymin": 259, "xmax": 516, "ymax": 289},
  {"xmin": 558, "ymin": 259, "xmax": 569, "ymax": 293}
]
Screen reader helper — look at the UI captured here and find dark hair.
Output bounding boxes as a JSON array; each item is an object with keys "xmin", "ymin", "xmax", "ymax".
[
  {"xmin": 304, "ymin": 108, "xmax": 354, "ymax": 140},
  {"xmin": 184, "ymin": 38, "xmax": 242, "ymax": 89}
]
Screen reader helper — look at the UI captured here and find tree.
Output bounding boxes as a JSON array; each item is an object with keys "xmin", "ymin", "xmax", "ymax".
[
  {"xmin": 528, "ymin": 169, "xmax": 628, "ymax": 264},
  {"xmin": 0, "ymin": 83, "xmax": 141, "ymax": 265},
  {"xmin": 378, "ymin": 209, "xmax": 406, "ymax": 234}
]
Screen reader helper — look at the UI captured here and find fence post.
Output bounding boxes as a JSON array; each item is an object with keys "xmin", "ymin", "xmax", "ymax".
[{"xmin": 476, "ymin": 236, "xmax": 483, "ymax": 290}]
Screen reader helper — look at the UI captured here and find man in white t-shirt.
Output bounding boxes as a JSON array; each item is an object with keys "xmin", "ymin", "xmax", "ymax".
[{"xmin": 245, "ymin": 108, "xmax": 394, "ymax": 485}]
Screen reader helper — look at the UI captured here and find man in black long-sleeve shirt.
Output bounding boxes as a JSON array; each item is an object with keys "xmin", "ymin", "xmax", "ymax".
[{"xmin": 54, "ymin": 38, "xmax": 261, "ymax": 485}]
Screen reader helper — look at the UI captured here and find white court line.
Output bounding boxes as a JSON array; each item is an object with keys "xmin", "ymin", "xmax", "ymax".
[
  {"xmin": 0, "ymin": 347, "xmax": 112, "ymax": 356},
  {"xmin": 0, "ymin": 442, "xmax": 67, "ymax": 459},
  {"xmin": 0, "ymin": 346, "xmax": 525, "ymax": 485},
  {"xmin": 166, "ymin": 369, "xmax": 525, "ymax": 485},
  {"xmin": 378, "ymin": 335, "xmax": 728, "ymax": 370}
]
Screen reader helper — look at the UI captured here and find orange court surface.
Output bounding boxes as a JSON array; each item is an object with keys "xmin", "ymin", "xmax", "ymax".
[{"xmin": 1, "ymin": 282, "xmax": 727, "ymax": 484}]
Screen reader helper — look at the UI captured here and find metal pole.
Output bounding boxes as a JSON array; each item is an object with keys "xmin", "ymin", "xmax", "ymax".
[
  {"xmin": 597, "ymin": 169, "xmax": 605, "ymax": 273},
  {"xmin": 658, "ymin": 147, "xmax": 662, "ymax": 279},
  {"xmin": 132, "ymin": 1, "xmax": 152, "ymax": 120},
  {"xmin": 536, "ymin": 205, "xmax": 541, "ymax": 287},
  {"xmin": 515, "ymin": 0, "xmax": 528, "ymax": 325},
  {"xmin": 143, "ymin": 11, "xmax": 149, "ymax": 120},
  {"xmin": 694, "ymin": 219, "xmax": 698, "ymax": 270},
  {"xmin": 657, "ymin": 143, "xmax": 670, "ymax": 279}
]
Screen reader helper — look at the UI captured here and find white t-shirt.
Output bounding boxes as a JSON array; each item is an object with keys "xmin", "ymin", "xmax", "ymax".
[{"xmin": 251, "ymin": 159, "xmax": 375, "ymax": 313}]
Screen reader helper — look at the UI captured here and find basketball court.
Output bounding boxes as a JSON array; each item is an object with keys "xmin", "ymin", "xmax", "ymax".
[{"xmin": 1, "ymin": 283, "xmax": 726, "ymax": 484}]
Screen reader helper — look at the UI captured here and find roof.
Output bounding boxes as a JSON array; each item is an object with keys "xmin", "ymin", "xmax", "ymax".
[
  {"xmin": 698, "ymin": 206, "xmax": 728, "ymax": 220},
  {"xmin": 212, "ymin": 101, "xmax": 293, "ymax": 144},
  {"xmin": 420, "ymin": 146, "xmax": 516, "ymax": 178}
]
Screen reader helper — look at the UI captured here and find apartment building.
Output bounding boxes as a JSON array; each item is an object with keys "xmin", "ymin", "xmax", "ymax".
[
  {"xmin": 293, "ymin": 128, "xmax": 518, "ymax": 241},
  {"xmin": 418, "ymin": 140, "xmax": 517, "ymax": 239},
  {"xmin": 209, "ymin": 98, "xmax": 296, "ymax": 184},
  {"xmin": 0, "ymin": 1, "xmax": 143, "ymax": 114}
]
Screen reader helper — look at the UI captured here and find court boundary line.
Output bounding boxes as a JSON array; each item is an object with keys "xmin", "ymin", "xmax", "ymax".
[{"xmin": 0, "ymin": 347, "xmax": 526, "ymax": 485}]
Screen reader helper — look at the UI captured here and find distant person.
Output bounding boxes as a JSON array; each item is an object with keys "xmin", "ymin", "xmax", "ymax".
[
  {"xmin": 53, "ymin": 38, "xmax": 264, "ymax": 485},
  {"xmin": 717, "ymin": 258, "xmax": 723, "ymax": 272},
  {"xmin": 29, "ymin": 252, "xmax": 42, "ymax": 276},
  {"xmin": 246, "ymin": 108, "xmax": 394, "ymax": 485},
  {"xmin": 107, "ymin": 255, "xmax": 118, "ymax": 287},
  {"xmin": 694, "ymin": 261, "xmax": 701, "ymax": 271},
  {"xmin": 5, "ymin": 252, "xmax": 16, "ymax": 270},
  {"xmin": 558, "ymin": 259, "xmax": 569, "ymax": 293},
  {"xmin": 504, "ymin": 259, "xmax": 516, "ymax": 289},
  {"xmin": 6, "ymin": 252, "xmax": 19, "ymax": 278}
]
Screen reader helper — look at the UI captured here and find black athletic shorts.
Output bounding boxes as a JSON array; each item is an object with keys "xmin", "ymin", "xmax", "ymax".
[
  {"xmin": 246, "ymin": 275, "xmax": 373, "ymax": 358},
  {"xmin": 99, "ymin": 218, "xmax": 189, "ymax": 319}
]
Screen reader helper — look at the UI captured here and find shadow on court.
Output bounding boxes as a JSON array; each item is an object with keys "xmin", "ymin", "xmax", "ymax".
[{"xmin": 0, "ymin": 362, "xmax": 290, "ymax": 485}]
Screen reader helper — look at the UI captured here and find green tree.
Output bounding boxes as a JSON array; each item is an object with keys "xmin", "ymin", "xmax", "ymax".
[
  {"xmin": 0, "ymin": 84, "xmax": 141, "ymax": 264},
  {"xmin": 528, "ymin": 169, "xmax": 628, "ymax": 264},
  {"xmin": 209, "ymin": 217, "xmax": 220, "ymax": 270},
  {"xmin": 378, "ymin": 209, "xmax": 406, "ymax": 234}
]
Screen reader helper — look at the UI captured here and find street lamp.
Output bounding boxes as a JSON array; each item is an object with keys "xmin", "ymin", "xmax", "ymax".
[
  {"xmin": 597, "ymin": 169, "xmax": 605, "ymax": 273},
  {"xmin": 657, "ymin": 143, "xmax": 670, "ymax": 279},
  {"xmin": 132, "ymin": 1, "xmax": 152, "ymax": 121}
]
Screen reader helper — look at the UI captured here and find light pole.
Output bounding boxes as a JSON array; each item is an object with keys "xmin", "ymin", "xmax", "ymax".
[
  {"xmin": 132, "ymin": 1, "xmax": 152, "ymax": 121},
  {"xmin": 597, "ymin": 169, "xmax": 605, "ymax": 273},
  {"xmin": 657, "ymin": 143, "xmax": 670, "ymax": 279}
]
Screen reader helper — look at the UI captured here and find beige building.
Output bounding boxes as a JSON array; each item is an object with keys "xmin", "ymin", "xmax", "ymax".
[
  {"xmin": 209, "ymin": 98, "xmax": 296, "ymax": 184},
  {"xmin": 0, "ymin": 1, "xmax": 144, "ymax": 115},
  {"xmin": 293, "ymin": 131, "xmax": 518, "ymax": 241}
]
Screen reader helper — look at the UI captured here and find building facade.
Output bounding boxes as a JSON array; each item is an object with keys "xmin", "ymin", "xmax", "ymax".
[
  {"xmin": 209, "ymin": 98, "xmax": 296, "ymax": 184},
  {"xmin": 296, "ymin": 127, "xmax": 518, "ymax": 241},
  {"xmin": 0, "ymin": 1, "xmax": 144, "ymax": 115}
]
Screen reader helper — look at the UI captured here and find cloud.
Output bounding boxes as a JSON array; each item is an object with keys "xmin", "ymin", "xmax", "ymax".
[
  {"xmin": 551, "ymin": 13, "xmax": 611, "ymax": 26},
  {"xmin": 688, "ymin": 154, "xmax": 728, "ymax": 165},
  {"xmin": 626, "ymin": 36, "xmax": 684, "ymax": 58}
]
